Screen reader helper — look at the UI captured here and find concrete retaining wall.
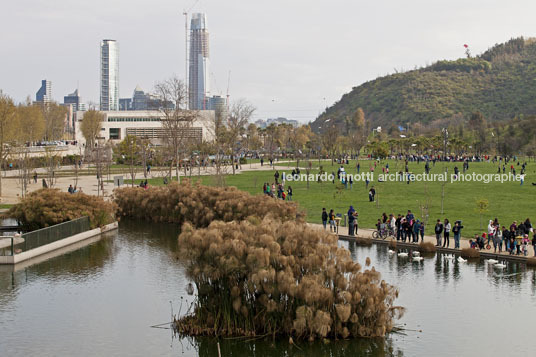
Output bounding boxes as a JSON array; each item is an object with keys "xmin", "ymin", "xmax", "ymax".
[{"xmin": 0, "ymin": 222, "xmax": 118, "ymax": 265}]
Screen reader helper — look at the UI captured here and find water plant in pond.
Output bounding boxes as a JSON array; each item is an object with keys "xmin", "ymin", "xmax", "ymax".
[
  {"xmin": 113, "ymin": 181, "xmax": 299, "ymax": 227},
  {"xmin": 6, "ymin": 188, "xmax": 116, "ymax": 230},
  {"xmin": 175, "ymin": 216, "xmax": 404, "ymax": 340},
  {"xmin": 460, "ymin": 248, "xmax": 480, "ymax": 259}
]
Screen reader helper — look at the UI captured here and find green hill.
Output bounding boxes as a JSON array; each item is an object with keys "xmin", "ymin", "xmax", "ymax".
[{"xmin": 312, "ymin": 37, "xmax": 536, "ymax": 132}]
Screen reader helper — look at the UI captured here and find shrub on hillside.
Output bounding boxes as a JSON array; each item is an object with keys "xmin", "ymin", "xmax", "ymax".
[
  {"xmin": 175, "ymin": 216, "xmax": 403, "ymax": 340},
  {"xmin": 113, "ymin": 181, "xmax": 299, "ymax": 227},
  {"xmin": 7, "ymin": 188, "xmax": 116, "ymax": 230}
]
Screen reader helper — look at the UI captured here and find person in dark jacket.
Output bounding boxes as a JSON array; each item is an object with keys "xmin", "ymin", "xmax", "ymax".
[
  {"xmin": 452, "ymin": 221, "xmax": 464, "ymax": 249},
  {"xmin": 502, "ymin": 226, "xmax": 509, "ymax": 252},
  {"xmin": 322, "ymin": 208, "xmax": 328, "ymax": 230},
  {"xmin": 395, "ymin": 214, "xmax": 402, "ymax": 241},
  {"xmin": 443, "ymin": 219, "xmax": 451, "ymax": 248},
  {"xmin": 419, "ymin": 222, "xmax": 425, "ymax": 242},
  {"xmin": 368, "ymin": 187, "xmax": 376, "ymax": 202},
  {"xmin": 412, "ymin": 220, "xmax": 421, "ymax": 243},
  {"xmin": 401, "ymin": 219, "xmax": 410, "ymax": 242},
  {"xmin": 347, "ymin": 206, "xmax": 357, "ymax": 236},
  {"xmin": 525, "ymin": 218, "xmax": 533, "ymax": 234},
  {"xmin": 434, "ymin": 219, "xmax": 444, "ymax": 246}
]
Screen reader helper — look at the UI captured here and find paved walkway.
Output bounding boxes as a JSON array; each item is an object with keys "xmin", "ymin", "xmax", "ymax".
[{"xmin": 0, "ymin": 161, "xmax": 287, "ymax": 204}]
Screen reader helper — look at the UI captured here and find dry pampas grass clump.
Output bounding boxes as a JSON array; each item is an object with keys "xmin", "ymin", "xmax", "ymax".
[
  {"xmin": 113, "ymin": 181, "xmax": 299, "ymax": 228},
  {"xmin": 460, "ymin": 248, "xmax": 480, "ymax": 259},
  {"xmin": 7, "ymin": 188, "xmax": 117, "ymax": 230},
  {"xmin": 175, "ymin": 216, "xmax": 404, "ymax": 340},
  {"xmin": 418, "ymin": 242, "xmax": 436, "ymax": 253},
  {"xmin": 526, "ymin": 258, "xmax": 536, "ymax": 266}
]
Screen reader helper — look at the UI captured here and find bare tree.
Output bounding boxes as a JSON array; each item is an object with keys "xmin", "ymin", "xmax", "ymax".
[
  {"xmin": 43, "ymin": 147, "xmax": 62, "ymax": 188},
  {"xmin": 114, "ymin": 135, "xmax": 140, "ymax": 187},
  {"xmin": 0, "ymin": 92, "xmax": 17, "ymax": 197},
  {"xmin": 321, "ymin": 123, "xmax": 339, "ymax": 166},
  {"xmin": 81, "ymin": 109, "xmax": 105, "ymax": 149},
  {"xmin": 348, "ymin": 108, "xmax": 366, "ymax": 159},
  {"xmin": 86, "ymin": 143, "xmax": 113, "ymax": 196},
  {"xmin": 14, "ymin": 101, "xmax": 45, "ymax": 196},
  {"xmin": 226, "ymin": 99, "xmax": 256, "ymax": 175},
  {"xmin": 42, "ymin": 102, "xmax": 67, "ymax": 141},
  {"xmin": 203, "ymin": 99, "xmax": 230, "ymax": 186},
  {"xmin": 263, "ymin": 123, "xmax": 280, "ymax": 168},
  {"xmin": 154, "ymin": 76, "xmax": 198, "ymax": 183}
]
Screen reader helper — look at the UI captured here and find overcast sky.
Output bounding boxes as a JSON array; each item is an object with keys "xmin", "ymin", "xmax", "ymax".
[{"xmin": 1, "ymin": 0, "xmax": 535, "ymax": 123}]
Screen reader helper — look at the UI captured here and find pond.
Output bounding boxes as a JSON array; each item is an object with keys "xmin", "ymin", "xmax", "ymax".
[{"xmin": 0, "ymin": 221, "xmax": 534, "ymax": 356}]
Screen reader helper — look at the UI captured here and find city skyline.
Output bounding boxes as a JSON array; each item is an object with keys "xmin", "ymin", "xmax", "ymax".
[{"xmin": 2, "ymin": 0, "xmax": 536, "ymax": 123}]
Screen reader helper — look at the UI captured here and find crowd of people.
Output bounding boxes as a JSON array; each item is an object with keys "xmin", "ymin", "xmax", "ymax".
[
  {"xmin": 262, "ymin": 180, "xmax": 293, "ymax": 201},
  {"xmin": 468, "ymin": 218, "xmax": 536, "ymax": 256},
  {"xmin": 319, "ymin": 206, "xmax": 536, "ymax": 257}
]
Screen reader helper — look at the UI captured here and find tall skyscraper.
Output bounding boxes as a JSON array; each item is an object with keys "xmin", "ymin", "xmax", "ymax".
[
  {"xmin": 189, "ymin": 13, "xmax": 210, "ymax": 110},
  {"xmin": 35, "ymin": 79, "xmax": 52, "ymax": 104},
  {"xmin": 100, "ymin": 39, "xmax": 119, "ymax": 111}
]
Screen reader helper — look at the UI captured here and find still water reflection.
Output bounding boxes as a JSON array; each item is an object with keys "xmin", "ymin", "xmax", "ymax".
[{"xmin": 0, "ymin": 222, "xmax": 534, "ymax": 356}]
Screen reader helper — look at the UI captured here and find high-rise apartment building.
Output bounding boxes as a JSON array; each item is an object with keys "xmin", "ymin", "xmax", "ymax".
[
  {"xmin": 208, "ymin": 95, "xmax": 227, "ymax": 119},
  {"xmin": 64, "ymin": 88, "xmax": 82, "ymax": 111},
  {"xmin": 100, "ymin": 39, "xmax": 119, "ymax": 111},
  {"xmin": 35, "ymin": 79, "xmax": 52, "ymax": 104},
  {"xmin": 189, "ymin": 13, "xmax": 210, "ymax": 110}
]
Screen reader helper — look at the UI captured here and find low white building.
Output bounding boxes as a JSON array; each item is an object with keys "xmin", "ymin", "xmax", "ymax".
[{"xmin": 75, "ymin": 110, "xmax": 215, "ymax": 146}]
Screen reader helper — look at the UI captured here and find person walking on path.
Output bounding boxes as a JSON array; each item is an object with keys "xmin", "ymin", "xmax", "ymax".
[
  {"xmin": 452, "ymin": 221, "xmax": 463, "ymax": 248},
  {"xmin": 435, "ymin": 219, "xmax": 444, "ymax": 247},
  {"xmin": 443, "ymin": 219, "xmax": 451, "ymax": 248},
  {"xmin": 322, "ymin": 208, "xmax": 328, "ymax": 230}
]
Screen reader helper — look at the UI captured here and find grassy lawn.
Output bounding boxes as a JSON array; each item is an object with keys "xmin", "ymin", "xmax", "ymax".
[{"xmin": 124, "ymin": 159, "xmax": 535, "ymax": 238}]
